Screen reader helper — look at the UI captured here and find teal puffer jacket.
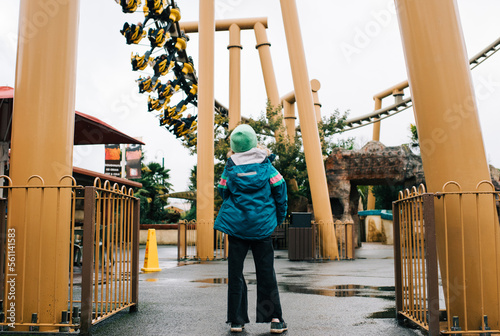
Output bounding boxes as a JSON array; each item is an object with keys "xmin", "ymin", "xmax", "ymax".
[{"xmin": 214, "ymin": 149, "xmax": 287, "ymax": 240}]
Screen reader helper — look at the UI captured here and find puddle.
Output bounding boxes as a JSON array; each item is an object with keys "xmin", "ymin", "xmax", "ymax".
[
  {"xmin": 190, "ymin": 279, "xmax": 395, "ymax": 301},
  {"xmin": 193, "ymin": 278, "xmax": 228, "ymax": 284},
  {"xmin": 145, "ymin": 278, "xmax": 158, "ymax": 282},
  {"xmin": 279, "ymin": 284, "xmax": 395, "ymax": 300},
  {"xmin": 368, "ymin": 307, "xmax": 396, "ymax": 319}
]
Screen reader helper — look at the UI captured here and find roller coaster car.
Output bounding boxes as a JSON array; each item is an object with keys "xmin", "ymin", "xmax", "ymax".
[
  {"xmin": 177, "ymin": 104, "xmax": 188, "ymax": 114},
  {"xmin": 119, "ymin": 0, "xmax": 141, "ymax": 13},
  {"xmin": 131, "ymin": 51, "xmax": 152, "ymax": 71},
  {"xmin": 174, "ymin": 37, "xmax": 187, "ymax": 51},
  {"xmin": 153, "ymin": 55, "xmax": 173, "ymax": 77},
  {"xmin": 181, "ymin": 62, "xmax": 194, "ymax": 75},
  {"xmin": 121, "ymin": 22, "xmax": 146, "ymax": 45},
  {"xmin": 166, "ymin": 8, "xmax": 181, "ymax": 23},
  {"xmin": 159, "ymin": 117, "xmax": 168, "ymax": 126},
  {"xmin": 143, "ymin": 0, "xmax": 166, "ymax": 16},
  {"xmin": 166, "ymin": 105, "xmax": 182, "ymax": 119},
  {"xmin": 148, "ymin": 27, "xmax": 168, "ymax": 48},
  {"xmin": 147, "ymin": 96, "xmax": 164, "ymax": 111},
  {"xmin": 189, "ymin": 84, "xmax": 198, "ymax": 96},
  {"xmin": 164, "ymin": 79, "xmax": 180, "ymax": 94},
  {"xmin": 157, "ymin": 83, "xmax": 172, "ymax": 99},
  {"xmin": 186, "ymin": 135, "xmax": 197, "ymax": 146},
  {"xmin": 137, "ymin": 76, "xmax": 155, "ymax": 93}
]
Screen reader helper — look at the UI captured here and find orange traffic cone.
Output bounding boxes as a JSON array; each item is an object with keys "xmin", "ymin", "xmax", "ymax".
[{"xmin": 141, "ymin": 229, "xmax": 162, "ymax": 272}]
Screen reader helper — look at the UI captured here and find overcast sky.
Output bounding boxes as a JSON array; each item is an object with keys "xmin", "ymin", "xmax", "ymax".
[{"xmin": 1, "ymin": 1, "xmax": 500, "ymax": 192}]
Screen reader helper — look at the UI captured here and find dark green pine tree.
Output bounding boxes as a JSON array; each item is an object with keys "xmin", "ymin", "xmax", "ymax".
[{"xmin": 133, "ymin": 162, "xmax": 173, "ymax": 223}]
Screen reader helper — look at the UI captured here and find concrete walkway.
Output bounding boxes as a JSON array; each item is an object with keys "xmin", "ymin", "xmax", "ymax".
[{"xmin": 90, "ymin": 243, "xmax": 424, "ymax": 336}]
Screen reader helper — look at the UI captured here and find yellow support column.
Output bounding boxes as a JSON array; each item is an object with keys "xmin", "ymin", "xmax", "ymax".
[
  {"xmin": 367, "ymin": 98, "xmax": 382, "ymax": 210},
  {"xmin": 228, "ymin": 23, "xmax": 242, "ymax": 130},
  {"xmin": 396, "ymin": 0, "xmax": 500, "ymax": 329},
  {"xmin": 8, "ymin": 0, "xmax": 80, "ymax": 330},
  {"xmin": 254, "ymin": 22, "xmax": 283, "ymax": 126},
  {"xmin": 279, "ymin": 0, "xmax": 338, "ymax": 259},
  {"xmin": 196, "ymin": 0, "xmax": 215, "ymax": 260},
  {"xmin": 310, "ymin": 79, "xmax": 322, "ymax": 122},
  {"xmin": 283, "ymin": 100, "xmax": 296, "ymax": 143},
  {"xmin": 371, "ymin": 98, "xmax": 382, "ymax": 142}
]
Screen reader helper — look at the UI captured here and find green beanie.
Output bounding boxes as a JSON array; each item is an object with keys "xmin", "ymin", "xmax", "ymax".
[{"xmin": 230, "ymin": 124, "xmax": 257, "ymax": 153}]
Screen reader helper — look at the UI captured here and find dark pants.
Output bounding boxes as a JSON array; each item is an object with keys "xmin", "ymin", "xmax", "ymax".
[{"xmin": 227, "ymin": 235, "xmax": 283, "ymax": 324}]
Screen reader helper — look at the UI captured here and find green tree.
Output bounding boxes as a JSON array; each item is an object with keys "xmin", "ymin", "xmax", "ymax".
[
  {"xmin": 372, "ymin": 184, "xmax": 405, "ymax": 210},
  {"xmin": 409, "ymin": 123, "xmax": 419, "ymax": 153},
  {"xmin": 133, "ymin": 161, "xmax": 173, "ymax": 223}
]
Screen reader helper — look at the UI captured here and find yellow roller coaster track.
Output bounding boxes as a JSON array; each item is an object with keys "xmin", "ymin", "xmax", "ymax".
[{"xmin": 339, "ymin": 35, "xmax": 500, "ymax": 133}]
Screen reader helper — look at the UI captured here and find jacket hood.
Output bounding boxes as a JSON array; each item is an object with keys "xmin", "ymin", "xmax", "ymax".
[{"xmin": 230, "ymin": 147, "xmax": 268, "ymax": 166}]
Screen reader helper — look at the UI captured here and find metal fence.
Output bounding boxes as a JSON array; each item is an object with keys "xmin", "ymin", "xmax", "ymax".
[
  {"xmin": 393, "ymin": 185, "xmax": 440, "ymax": 335},
  {"xmin": 177, "ymin": 220, "xmax": 354, "ymax": 261},
  {"xmin": 78, "ymin": 180, "xmax": 140, "ymax": 334},
  {"xmin": 393, "ymin": 182, "xmax": 500, "ymax": 335},
  {"xmin": 0, "ymin": 176, "xmax": 139, "ymax": 334},
  {"xmin": 177, "ymin": 221, "xmax": 227, "ymax": 260},
  {"xmin": 316, "ymin": 221, "xmax": 354, "ymax": 260}
]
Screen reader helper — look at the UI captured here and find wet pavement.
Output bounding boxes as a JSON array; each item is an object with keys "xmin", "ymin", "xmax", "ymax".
[{"xmin": 90, "ymin": 243, "xmax": 424, "ymax": 336}]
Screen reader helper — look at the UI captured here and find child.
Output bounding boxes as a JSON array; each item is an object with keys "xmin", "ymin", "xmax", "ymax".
[{"xmin": 214, "ymin": 124, "xmax": 288, "ymax": 334}]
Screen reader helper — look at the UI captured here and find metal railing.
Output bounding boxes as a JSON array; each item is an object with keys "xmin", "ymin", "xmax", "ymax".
[
  {"xmin": 79, "ymin": 180, "xmax": 140, "ymax": 334},
  {"xmin": 393, "ymin": 183, "xmax": 500, "ymax": 335},
  {"xmin": 314, "ymin": 221, "xmax": 354, "ymax": 260},
  {"xmin": 177, "ymin": 220, "xmax": 354, "ymax": 261},
  {"xmin": 177, "ymin": 221, "xmax": 227, "ymax": 260},
  {"xmin": 0, "ymin": 176, "xmax": 139, "ymax": 334},
  {"xmin": 393, "ymin": 185, "xmax": 440, "ymax": 335}
]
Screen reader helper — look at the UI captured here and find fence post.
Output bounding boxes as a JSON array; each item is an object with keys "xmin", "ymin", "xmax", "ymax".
[
  {"xmin": 392, "ymin": 200, "xmax": 404, "ymax": 325},
  {"xmin": 224, "ymin": 233, "xmax": 229, "ymax": 259},
  {"xmin": 130, "ymin": 198, "xmax": 140, "ymax": 312},
  {"xmin": 80, "ymin": 186, "xmax": 96, "ymax": 335},
  {"xmin": 346, "ymin": 222, "xmax": 354, "ymax": 259},
  {"xmin": 423, "ymin": 193, "xmax": 440, "ymax": 336},
  {"xmin": 178, "ymin": 221, "xmax": 186, "ymax": 260}
]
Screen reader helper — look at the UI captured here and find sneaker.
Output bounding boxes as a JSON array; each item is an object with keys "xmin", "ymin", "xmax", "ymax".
[
  {"xmin": 230, "ymin": 324, "xmax": 244, "ymax": 333},
  {"xmin": 270, "ymin": 321, "xmax": 288, "ymax": 334}
]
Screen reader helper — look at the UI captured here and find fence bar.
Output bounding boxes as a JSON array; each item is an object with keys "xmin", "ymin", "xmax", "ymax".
[
  {"xmin": 346, "ymin": 223, "xmax": 354, "ymax": 259},
  {"xmin": 409, "ymin": 198, "xmax": 416, "ymax": 319},
  {"xmin": 458, "ymin": 193, "xmax": 468, "ymax": 331},
  {"xmin": 224, "ymin": 234, "xmax": 229, "ymax": 259},
  {"xmin": 423, "ymin": 193, "xmax": 440, "ymax": 336},
  {"xmin": 81, "ymin": 186, "xmax": 96, "ymax": 335},
  {"xmin": 418, "ymin": 196, "xmax": 427, "ymax": 326},
  {"xmin": 392, "ymin": 201, "xmax": 404, "ymax": 324},
  {"xmin": 130, "ymin": 196, "xmax": 140, "ymax": 312},
  {"xmin": 178, "ymin": 222, "xmax": 186, "ymax": 260}
]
